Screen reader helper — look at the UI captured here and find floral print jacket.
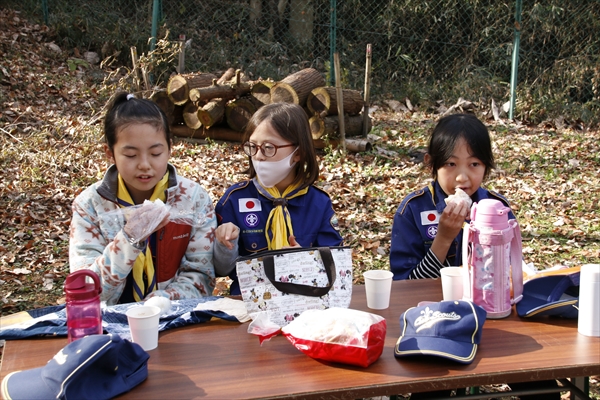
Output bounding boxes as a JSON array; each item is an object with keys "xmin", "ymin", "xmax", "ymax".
[{"xmin": 69, "ymin": 164, "xmax": 216, "ymax": 305}]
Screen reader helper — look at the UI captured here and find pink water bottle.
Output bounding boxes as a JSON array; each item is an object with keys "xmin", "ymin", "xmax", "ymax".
[
  {"xmin": 64, "ymin": 270, "xmax": 103, "ymax": 342},
  {"xmin": 462, "ymin": 199, "xmax": 523, "ymax": 319}
]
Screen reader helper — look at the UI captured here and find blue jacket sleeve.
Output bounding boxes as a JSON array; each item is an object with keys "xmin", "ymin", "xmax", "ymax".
[
  {"xmin": 314, "ymin": 201, "xmax": 343, "ymax": 247},
  {"xmin": 390, "ymin": 204, "xmax": 428, "ymax": 280}
]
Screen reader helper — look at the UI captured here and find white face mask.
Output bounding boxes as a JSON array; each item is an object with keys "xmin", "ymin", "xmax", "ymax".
[{"xmin": 252, "ymin": 148, "xmax": 298, "ymax": 188}]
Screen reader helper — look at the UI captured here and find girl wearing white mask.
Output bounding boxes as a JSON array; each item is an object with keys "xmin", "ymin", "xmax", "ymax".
[{"xmin": 214, "ymin": 102, "xmax": 343, "ymax": 295}]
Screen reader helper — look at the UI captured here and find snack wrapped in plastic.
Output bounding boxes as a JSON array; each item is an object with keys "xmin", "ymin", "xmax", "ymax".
[
  {"xmin": 444, "ymin": 187, "xmax": 473, "ymax": 208},
  {"xmin": 97, "ymin": 199, "xmax": 206, "ymax": 243},
  {"xmin": 123, "ymin": 199, "xmax": 171, "ymax": 243},
  {"xmin": 281, "ymin": 308, "xmax": 386, "ymax": 367}
]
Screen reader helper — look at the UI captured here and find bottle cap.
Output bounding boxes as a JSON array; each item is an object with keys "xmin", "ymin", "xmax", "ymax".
[
  {"xmin": 471, "ymin": 199, "xmax": 511, "ymax": 231},
  {"xmin": 64, "ymin": 270, "xmax": 102, "ymax": 300}
]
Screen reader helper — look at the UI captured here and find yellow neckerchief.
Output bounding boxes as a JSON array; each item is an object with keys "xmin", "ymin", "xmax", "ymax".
[
  {"xmin": 253, "ymin": 178, "xmax": 309, "ymax": 250},
  {"xmin": 117, "ymin": 172, "xmax": 169, "ymax": 301}
]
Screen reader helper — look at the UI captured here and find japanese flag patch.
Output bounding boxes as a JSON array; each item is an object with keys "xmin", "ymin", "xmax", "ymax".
[
  {"xmin": 239, "ymin": 198, "xmax": 262, "ymax": 212},
  {"xmin": 420, "ymin": 210, "xmax": 440, "ymax": 225}
]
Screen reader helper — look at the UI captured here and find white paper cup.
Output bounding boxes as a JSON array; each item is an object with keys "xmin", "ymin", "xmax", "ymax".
[
  {"xmin": 441, "ymin": 267, "xmax": 464, "ymax": 301},
  {"xmin": 363, "ymin": 270, "xmax": 394, "ymax": 310},
  {"xmin": 126, "ymin": 305, "xmax": 161, "ymax": 351}
]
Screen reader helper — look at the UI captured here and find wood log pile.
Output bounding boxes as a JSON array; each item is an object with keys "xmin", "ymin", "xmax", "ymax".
[{"xmin": 152, "ymin": 67, "xmax": 372, "ymax": 149}]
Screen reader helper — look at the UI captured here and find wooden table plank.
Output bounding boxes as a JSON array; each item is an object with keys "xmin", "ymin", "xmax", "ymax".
[{"xmin": 1, "ymin": 279, "xmax": 598, "ymax": 399}]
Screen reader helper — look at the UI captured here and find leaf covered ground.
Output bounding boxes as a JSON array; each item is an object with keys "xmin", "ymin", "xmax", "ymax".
[
  {"xmin": 2, "ymin": 7, "xmax": 600, "ymax": 312},
  {"xmin": 1, "ymin": 8, "xmax": 599, "ymax": 399}
]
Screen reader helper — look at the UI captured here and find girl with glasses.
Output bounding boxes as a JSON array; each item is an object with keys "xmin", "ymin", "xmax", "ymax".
[{"xmin": 213, "ymin": 102, "xmax": 343, "ymax": 295}]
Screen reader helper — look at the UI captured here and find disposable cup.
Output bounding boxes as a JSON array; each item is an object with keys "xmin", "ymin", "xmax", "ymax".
[
  {"xmin": 363, "ymin": 270, "xmax": 394, "ymax": 310},
  {"xmin": 441, "ymin": 267, "xmax": 464, "ymax": 301},
  {"xmin": 126, "ymin": 305, "xmax": 161, "ymax": 351}
]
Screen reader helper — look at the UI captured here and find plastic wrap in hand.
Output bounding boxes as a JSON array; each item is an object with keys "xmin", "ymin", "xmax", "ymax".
[
  {"xmin": 97, "ymin": 199, "xmax": 206, "ymax": 243},
  {"xmin": 281, "ymin": 308, "xmax": 387, "ymax": 367}
]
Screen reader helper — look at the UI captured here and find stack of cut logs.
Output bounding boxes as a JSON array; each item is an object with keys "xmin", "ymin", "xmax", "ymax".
[{"xmin": 152, "ymin": 67, "xmax": 371, "ymax": 147}]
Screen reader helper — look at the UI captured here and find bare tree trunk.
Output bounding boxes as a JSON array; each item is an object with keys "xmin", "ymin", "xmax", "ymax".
[
  {"xmin": 289, "ymin": 0, "xmax": 313, "ymax": 43},
  {"xmin": 249, "ymin": 0, "xmax": 262, "ymax": 22}
]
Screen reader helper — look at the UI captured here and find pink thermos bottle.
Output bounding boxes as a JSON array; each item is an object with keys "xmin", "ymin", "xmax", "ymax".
[
  {"xmin": 64, "ymin": 270, "xmax": 103, "ymax": 342},
  {"xmin": 462, "ymin": 199, "xmax": 524, "ymax": 318}
]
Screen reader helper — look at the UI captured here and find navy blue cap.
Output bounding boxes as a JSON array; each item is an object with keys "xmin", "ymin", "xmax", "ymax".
[
  {"xmin": 516, "ymin": 272, "xmax": 579, "ymax": 318},
  {"xmin": 1, "ymin": 334, "xmax": 149, "ymax": 400},
  {"xmin": 394, "ymin": 300, "xmax": 487, "ymax": 364}
]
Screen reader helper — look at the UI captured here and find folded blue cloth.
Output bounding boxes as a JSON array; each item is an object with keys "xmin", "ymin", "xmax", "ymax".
[{"xmin": 0, "ymin": 296, "xmax": 240, "ymax": 340}]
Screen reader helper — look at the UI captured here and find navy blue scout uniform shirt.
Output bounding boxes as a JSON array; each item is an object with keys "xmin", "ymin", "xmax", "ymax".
[
  {"xmin": 215, "ymin": 180, "xmax": 343, "ymax": 294},
  {"xmin": 390, "ymin": 180, "xmax": 514, "ymax": 280}
]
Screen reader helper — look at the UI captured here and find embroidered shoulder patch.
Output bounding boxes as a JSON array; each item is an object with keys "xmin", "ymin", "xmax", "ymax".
[{"xmin": 330, "ymin": 215, "xmax": 340, "ymax": 230}]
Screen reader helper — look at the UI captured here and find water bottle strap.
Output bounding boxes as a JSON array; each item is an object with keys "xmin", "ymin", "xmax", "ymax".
[
  {"xmin": 462, "ymin": 224, "xmax": 472, "ymax": 300},
  {"xmin": 509, "ymin": 219, "xmax": 524, "ymax": 303}
]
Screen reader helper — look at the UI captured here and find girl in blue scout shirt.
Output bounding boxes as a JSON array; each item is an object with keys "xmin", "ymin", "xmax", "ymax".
[
  {"xmin": 69, "ymin": 92, "xmax": 216, "ymax": 305},
  {"xmin": 391, "ymin": 113, "xmax": 559, "ymax": 400},
  {"xmin": 214, "ymin": 102, "xmax": 343, "ymax": 295},
  {"xmin": 390, "ymin": 113, "xmax": 514, "ymax": 280}
]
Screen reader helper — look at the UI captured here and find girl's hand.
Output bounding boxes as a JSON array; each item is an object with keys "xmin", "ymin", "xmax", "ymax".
[
  {"xmin": 430, "ymin": 201, "xmax": 470, "ymax": 264},
  {"xmin": 283, "ymin": 235, "xmax": 301, "ymax": 249},
  {"xmin": 437, "ymin": 201, "xmax": 470, "ymax": 242},
  {"xmin": 215, "ymin": 223, "xmax": 240, "ymax": 250},
  {"xmin": 124, "ymin": 202, "xmax": 170, "ymax": 243}
]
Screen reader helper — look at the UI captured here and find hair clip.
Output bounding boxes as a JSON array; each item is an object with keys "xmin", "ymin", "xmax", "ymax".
[{"xmin": 126, "ymin": 94, "xmax": 135, "ymax": 100}]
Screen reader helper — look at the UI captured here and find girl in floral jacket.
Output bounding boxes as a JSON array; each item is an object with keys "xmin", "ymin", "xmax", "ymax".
[{"xmin": 69, "ymin": 92, "xmax": 216, "ymax": 305}]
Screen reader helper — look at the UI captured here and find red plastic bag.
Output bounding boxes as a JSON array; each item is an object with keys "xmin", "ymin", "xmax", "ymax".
[{"xmin": 281, "ymin": 308, "xmax": 386, "ymax": 367}]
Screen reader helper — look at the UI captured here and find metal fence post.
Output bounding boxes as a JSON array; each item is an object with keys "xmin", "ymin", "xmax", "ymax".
[
  {"xmin": 329, "ymin": 0, "xmax": 336, "ymax": 86},
  {"xmin": 41, "ymin": 0, "xmax": 48, "ymax": 25},
  {"xmin": 509, "ymin": 0, "xmax": 522, "ymax": 121},
  {"xmin": 150, "ymin": 0, "xmax": 161, "ymax": 53}
]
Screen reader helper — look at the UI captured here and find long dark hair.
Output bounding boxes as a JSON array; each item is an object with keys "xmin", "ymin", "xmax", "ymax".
[
  {"xmin": 103, "ymin": 92, "xmax": 171, "ymax": 151},
  {"xmin": 426, "ymin": 113, "xmax": 495, "ymax": 179},
  {"xmin": 243, "ymin": 102, "xmax": 319, "ymax": 188}
]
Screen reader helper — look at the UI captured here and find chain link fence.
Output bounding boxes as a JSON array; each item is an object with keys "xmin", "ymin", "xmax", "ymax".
[{"xmin": 5, "ymin": 0, "xmax": 599, "ymax": 126}]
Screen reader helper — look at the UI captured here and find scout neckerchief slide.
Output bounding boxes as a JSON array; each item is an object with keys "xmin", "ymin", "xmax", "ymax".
[
  {"xmin": 117, "ymin": 172, "xmax": 169, "ymax": 301},
  {"xmin": 253, "ymin": 178, "xmax": 308, "ymax": 250}
]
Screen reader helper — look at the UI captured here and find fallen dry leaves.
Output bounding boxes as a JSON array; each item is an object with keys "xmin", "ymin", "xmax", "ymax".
[{"xmin": 1, "ymin": 8, "xmax": 599, "ymax": 318}]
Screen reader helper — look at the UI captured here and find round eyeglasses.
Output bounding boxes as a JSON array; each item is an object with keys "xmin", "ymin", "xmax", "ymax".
[{"xmin": 242, "ymin": 141, "xmax": 296, "ymax": 158}]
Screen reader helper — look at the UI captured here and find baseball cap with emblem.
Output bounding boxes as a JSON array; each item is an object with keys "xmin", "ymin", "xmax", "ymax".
[
  {"xmin": 394, "ymin": 300, "xmax": 487, "ymax": 364},
  {"xmin": 1, "ymin": 334, "xmax": 149, "ymax": 400}
]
